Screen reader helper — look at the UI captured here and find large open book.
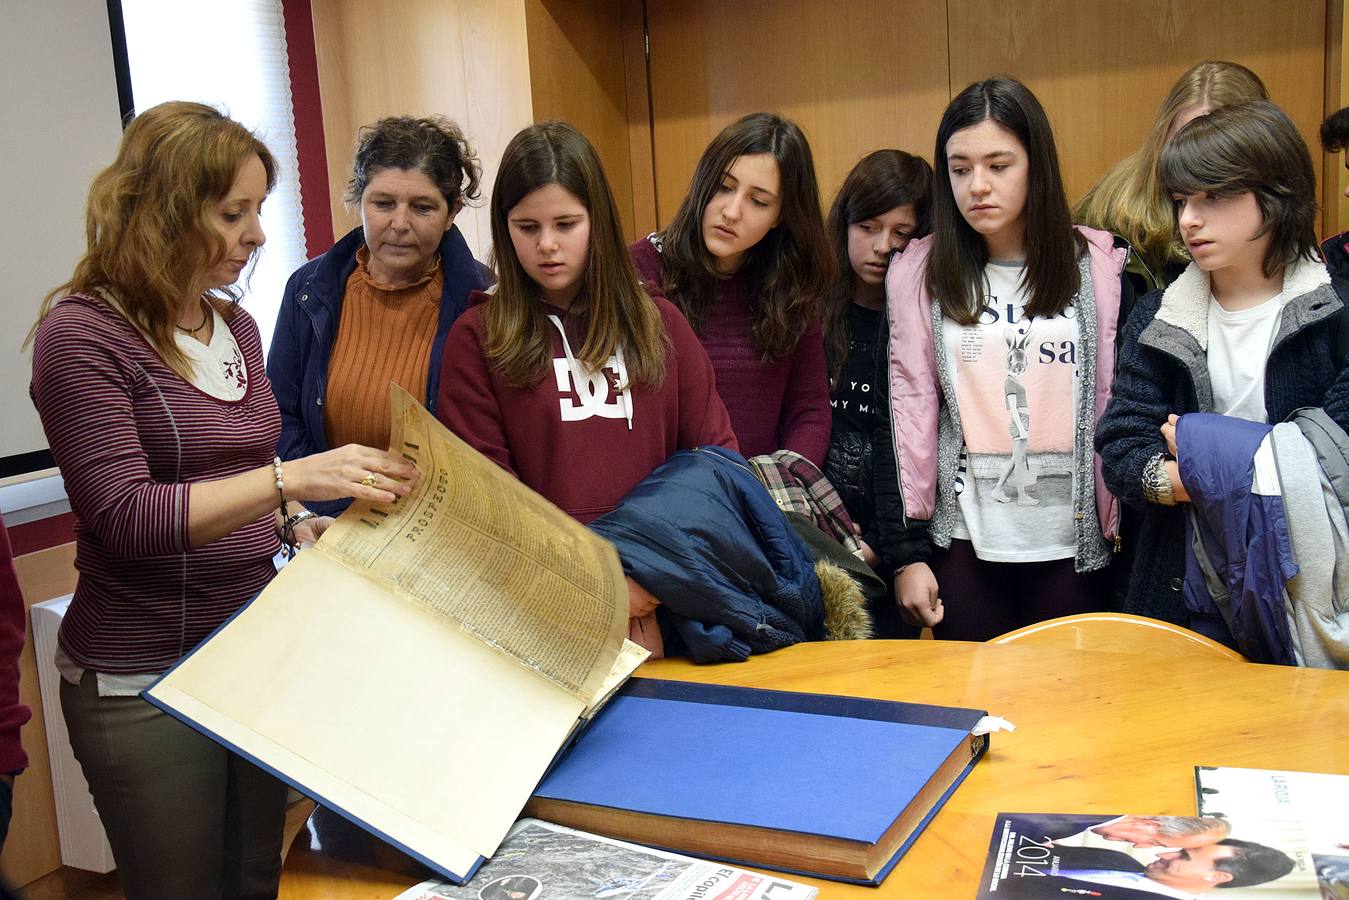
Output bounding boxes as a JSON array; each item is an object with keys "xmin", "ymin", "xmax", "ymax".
[{"xmin": 145, "ymin": 385, "xmax": 647, "ymax": 883}]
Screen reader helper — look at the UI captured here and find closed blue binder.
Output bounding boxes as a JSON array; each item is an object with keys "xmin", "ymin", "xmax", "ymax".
[{"xmin": 529, "ymin": 677, "xmax": 989, "ymax": 885}]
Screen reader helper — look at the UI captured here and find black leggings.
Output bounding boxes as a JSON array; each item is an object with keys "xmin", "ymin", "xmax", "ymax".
[{"xmin": 930, "ymin": 539, "xmax": 1109, "ymax": 642}]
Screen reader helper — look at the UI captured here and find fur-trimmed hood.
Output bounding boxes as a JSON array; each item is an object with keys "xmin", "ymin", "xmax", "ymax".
[{"xmin": 816, "ymin": 560, "xmax": 874, "ymax": 640}]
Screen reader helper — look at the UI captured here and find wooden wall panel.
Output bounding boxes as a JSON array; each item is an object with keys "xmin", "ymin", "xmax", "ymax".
[
  {"xmin": 523, "ymin": 0, "xmax": 654, "ymax": 239},
  {"xmin": 620, "ymin": 0, "xmax": 658, "ymax": 239},
  {"xmin": 645, "ymin": 0, "xmax": 951, "ymax": 227},
  {"xmin": 310, "ymin": 0, "xmax": 534, "ymax": 258},
  {"xmin": 0, "ymin": 542, "xmax": 77, "ymax": 887},
  {"xmin": 1328, "ymin": 0, "xmax": 1348, "ymax": 238},
  {"xmin": 946, "ymin": 0, "xmax": 1328, "ymax": 210},
  {"xmin": 646, "ymin": 0, "xmax": 1337, "ymax": 236}
]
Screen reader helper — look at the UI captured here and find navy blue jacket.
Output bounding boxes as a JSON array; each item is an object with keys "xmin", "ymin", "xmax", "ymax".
[
  {"xmin": 589, "ymin": 446, "xmax": 825, "ymax": 663},
  {"xmin": 1178, "ymin": 414, "xmax": 1297, "ymax": 664},
  {"xmin": 1096, "ymin": 261, "xmax": 1349, "ymax": 624},
  {"xmin": 267, "ymin": 225, "xmax": 492, "ymax": 515}
]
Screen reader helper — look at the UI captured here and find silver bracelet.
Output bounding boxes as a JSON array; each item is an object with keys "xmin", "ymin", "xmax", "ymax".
[
  {"xmin": 1141, "ymin": 453, "xmax": 1176, "ymax": 506},
  {"xmin": 281, "ymin": 509, "xmax": 319, "ymax": 554}
]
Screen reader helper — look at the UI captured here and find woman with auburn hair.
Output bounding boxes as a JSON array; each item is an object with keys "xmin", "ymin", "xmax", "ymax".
[
  {"xmin": 28, "ymin": 101, "xmax": 417, "ymax": 898},
  {"xmin": 437, "ymin": 121, "xmax": 737, "ymax": 654},
  {"xmin": 886, "ymin": 77, "xmax": 1130, "ymax": 641},
  {"xmin": 1076, "ymin": 60, "xmax": 1268, "ymax": 294},
  {"xmin": 269, "ymin": 115, "xmax": 492, "ymax": 516},
  {"xmin": 821, "ymin": 149, "xmax": 933, "ymax": 636},
  {"xmin": 630, "ymin": 112, "xmax": 834, "ymax": 465}
]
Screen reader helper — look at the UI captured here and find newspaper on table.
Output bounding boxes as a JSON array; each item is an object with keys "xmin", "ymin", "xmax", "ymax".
[
  {"xmin": 396, "ymin": 819, "xmax": 819, "ymax": 900},
  {"xmin": 146, "ymin": 385, "xmax": 644, "ymax": 881}
]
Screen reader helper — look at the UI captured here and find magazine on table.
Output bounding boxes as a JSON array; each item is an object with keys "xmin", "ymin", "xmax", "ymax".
[
  {"xmin": 1197, "ymin": 766, "xmax": 1349, "ymax": 898},
  {"xmin": 394, "ymin": 818, "xmax": 818, "ymax": 900},
  {"xmin": 975, "ymin": 811, "xmax": 1323, "ymax": 898}
]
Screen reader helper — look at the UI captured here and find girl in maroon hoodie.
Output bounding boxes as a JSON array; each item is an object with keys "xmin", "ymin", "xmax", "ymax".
[{"xmin": 437, "ymin": 122, "xmax": 737, "ymax": 654}]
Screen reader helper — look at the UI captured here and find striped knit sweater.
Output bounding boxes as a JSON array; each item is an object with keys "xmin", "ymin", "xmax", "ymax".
[
  {"xmin": 29, "ymin": 294, "xmax": 281, "ymax": 673},
  {"xmin": 0, "ymin": 513, "xmax": 30, "ymax": 773}
]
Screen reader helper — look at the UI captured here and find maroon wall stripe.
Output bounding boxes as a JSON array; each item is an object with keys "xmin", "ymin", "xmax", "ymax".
[
  {"xmin": 8, "ymin": 511, "xmax": 75, "ymax": 557},
  {"xmin": 282, "ymin": 0, "xmax": 334, "ymax": 257}
]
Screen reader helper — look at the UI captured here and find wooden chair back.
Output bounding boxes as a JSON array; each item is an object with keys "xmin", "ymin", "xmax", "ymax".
[{"xmin": 991, "ymin": 613, "xmax": 1246, "ymax": 661}]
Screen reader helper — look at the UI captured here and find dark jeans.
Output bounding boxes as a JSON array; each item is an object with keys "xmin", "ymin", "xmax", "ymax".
[{"xmin": 930, "ymin": 539, "xmax": 1109, "ymax": 641}]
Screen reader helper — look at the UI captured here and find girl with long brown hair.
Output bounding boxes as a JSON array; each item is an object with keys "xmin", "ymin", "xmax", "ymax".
[
  {"xmin": 887, "ymin": 78, "xmax": 1130, "ymax": 641},
  {"xmin": 436, "ymin": 121, "xmax": 736, "ymax": 653},
  {"xmin": 630, "ymin": 112, "xmax": 835, "ymax": 464},
  {"xmin": 28, "ymin": 101, "xmax": 416, "ymax": 897}
]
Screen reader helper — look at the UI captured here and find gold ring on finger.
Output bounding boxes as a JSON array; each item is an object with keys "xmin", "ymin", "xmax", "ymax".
[{"xmin": 361, "ymin": 472, "xmax": 377, "ymax": 488}]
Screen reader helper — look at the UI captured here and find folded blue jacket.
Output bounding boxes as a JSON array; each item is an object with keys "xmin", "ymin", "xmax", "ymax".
[
  {"xmin": 1178, "ymin": 413, "xmax": 1298, "ymax": 664},
  {"xmin": 589, "ymin": 446, "xmax": 825, "ymax": 662}
]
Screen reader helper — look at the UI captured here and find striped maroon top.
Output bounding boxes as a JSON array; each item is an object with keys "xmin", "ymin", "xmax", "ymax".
[{"xmin": 29, "ymin": 295, "xmax": 281, "ymax": 673}]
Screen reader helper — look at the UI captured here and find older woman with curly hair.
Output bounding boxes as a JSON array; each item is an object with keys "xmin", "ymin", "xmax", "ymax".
[{"xmin": 269, "ymin": 115, "xmax": 493, "ymax": 514}]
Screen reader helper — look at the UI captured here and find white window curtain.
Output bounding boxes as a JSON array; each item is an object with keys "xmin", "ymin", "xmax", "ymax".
[{"xmin": 120, "ymin": 0, "xmax": 306, "ymax": 355}]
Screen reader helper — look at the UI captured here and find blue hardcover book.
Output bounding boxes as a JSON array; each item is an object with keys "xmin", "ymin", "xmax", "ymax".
[{"xmin": 526, "ymin": 678, "xmax": 989, "ymax": 885}]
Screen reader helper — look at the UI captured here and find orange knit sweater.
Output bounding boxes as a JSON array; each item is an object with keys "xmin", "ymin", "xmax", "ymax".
[{"xmin": 324, "ymin": 248, "xmax": 443, "ymax": 450}]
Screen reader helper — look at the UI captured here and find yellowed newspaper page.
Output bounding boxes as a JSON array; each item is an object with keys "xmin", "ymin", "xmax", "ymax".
[
  {"xmin": 586, "ymin": 639, "xmax": 651, "ymax": 718},
  {"xmin": 146, "ymin": 384, "xmax": 638, "ymax": 872},
  {"xmin": 147, "ymin": 548, "xmax": 582, "ymax": 864},
  {"xmin": 320, "ymin": 386, "xmax": 627, "ymax": 702}
]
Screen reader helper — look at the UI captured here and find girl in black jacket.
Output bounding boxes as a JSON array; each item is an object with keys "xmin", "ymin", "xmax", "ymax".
[{"xmin": 822, "ymin": 150, "xmax": 933, "ymax": 636}]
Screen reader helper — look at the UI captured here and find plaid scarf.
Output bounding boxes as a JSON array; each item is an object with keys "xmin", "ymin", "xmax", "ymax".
[{"xmin": 749, "ymin": 450, "xmax": 862, "ymax": 556}]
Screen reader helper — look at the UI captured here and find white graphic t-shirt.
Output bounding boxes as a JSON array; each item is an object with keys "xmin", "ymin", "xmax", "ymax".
[{"xmin": 941, "ymin": 261, "xmax": 1079, "ymax": 562}]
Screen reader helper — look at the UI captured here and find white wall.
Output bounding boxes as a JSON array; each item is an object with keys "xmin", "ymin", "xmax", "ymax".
[{"xmin": 0, "ymin": 0, "xmax": 125, "ymax": 466}]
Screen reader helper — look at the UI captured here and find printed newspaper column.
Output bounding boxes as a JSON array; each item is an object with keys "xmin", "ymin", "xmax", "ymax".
[
  {"xmin": 145, "ymin": 384, "xmax": 635, "ymax": 882},
  {"xmin": 325, "ymin": 385, "xmax": 628, "ymax": 699}
]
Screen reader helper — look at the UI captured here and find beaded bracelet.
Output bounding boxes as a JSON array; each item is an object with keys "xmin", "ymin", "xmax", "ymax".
[{"xmin": 273, "ymin": 455, "xmax": 289, "ymax": 521}]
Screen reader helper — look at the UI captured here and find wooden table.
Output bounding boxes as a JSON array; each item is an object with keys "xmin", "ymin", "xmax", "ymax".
[{"xmin": 278, "ymin": 639, "xmax": 1349, "ymax": 897}]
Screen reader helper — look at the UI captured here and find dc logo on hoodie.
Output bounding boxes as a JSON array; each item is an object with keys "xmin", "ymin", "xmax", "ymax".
[{"xmin": 553, "ymin": 356, "xmax": 628, "ymax": 421}]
